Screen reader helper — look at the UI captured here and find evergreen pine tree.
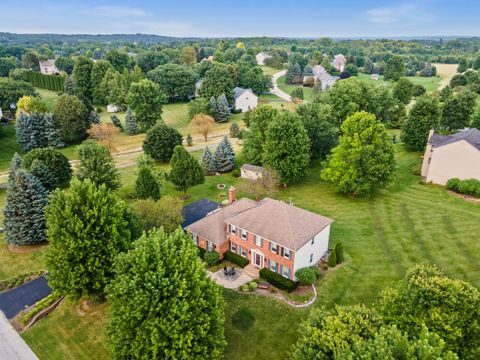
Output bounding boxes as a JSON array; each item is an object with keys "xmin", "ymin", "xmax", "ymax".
[
  {"xmin": 44, "ymin": 113, "xmax": 64, "ymax": 148},
  {"xmin": 124, "ymin": 108, "xmax": 138, "ymax": 135},
  {"xmin": 285, "ymin": 63, "xmax": 295, "ymax": 83},
  {"xmin": 201, "ymin": 146, "xmax": 217, "ymax": 175},
  {"xmin": 169, "ymin": 146, "xmax": 205, "ymax": 193},
  {"xmin": 4, "ymin": 156, "xmax": 48, "ymax": 246},
  {"xmin": 209, "ymin": 96, "xmax": 219, "ymax": 121},
  {"xmin": 111, "ymin": 115, "xmax": 123, "ymax": 131},
  {"xmin": 229, "ymin": 122, "xmax": 240, "ymax": 138},
  {"xmin": 215, "ymin": 93, "xmax": 231, "ymax": 123},
  {"xmin": 15, "ymin": 112, "xmax": 32, "ymax": 152},
  {"xmin": 135, "ymin": 166, "xmax": 161, "ymax": 200},
  {"xmin": 89, "ymin": 111, "xmax": 101, "ymax": 125},
  {"xmin": 29, "ymin": 159, "xmax": 58, "ymax": 191},
  {"xmin": 303, "ymin": 64, "xmax": 314, "ymax": 76},
  {"xmin": 64, "ymin": 75, "xmax": 74, "ymax": 95},
  {"xmin": 214, "ymin": 136, "xmax": 236, "ymax": 173}
]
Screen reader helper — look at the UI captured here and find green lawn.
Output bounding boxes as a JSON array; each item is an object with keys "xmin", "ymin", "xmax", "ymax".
[
  {"xmin": 260, "ymin": 66, "xmax": 281, "ymax": 76},
  {"xmin": 37, "ymin": 88, "xmax": 59, "ymax": 111},
  {"xmin": 0, "ymin": 126, "xmax": 21, "ymax": 172},
  {"xmin": 18, "ymin": 143, "xmax": 480, "ymax": 359},
  {"xmin": 277, "ymin": 76, "xmax": 314, "ymax": 102},
  {"xmin": 357, "ymin": 73, "xmax": 442, "ymax": 93}
]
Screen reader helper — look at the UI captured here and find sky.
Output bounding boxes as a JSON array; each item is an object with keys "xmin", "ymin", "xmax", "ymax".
[{"xmin": 0, "ymin": 0, "xmax": 479, "ymax": 38}]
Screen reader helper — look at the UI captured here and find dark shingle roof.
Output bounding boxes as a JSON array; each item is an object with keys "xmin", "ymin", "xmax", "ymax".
[
  {"xmin": 233, "ymin": 87, "xmax": 252, "ymax": 99},
  {"xmin": 182, "ymin": 199, "xmax": 220, "ymax": 229},
  {"xmin": 241, "ymin": 164, "xmax": 265, "ymax": 172},
  {"xmin": 429, "ymin": 128, "xmax": 480, "ymax": 151}
]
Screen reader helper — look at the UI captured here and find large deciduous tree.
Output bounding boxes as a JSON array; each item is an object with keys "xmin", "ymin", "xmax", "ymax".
[
  {"xmin": 147, "ymin": 63, "xmax": 198, "ymax": 100},
  {"xmin": 53, "ymin": 94, "xmax": 89, "ymax": 143},
  {"xmin": 106, "ymin": 228, "xmax": 225, "ymax": 359},
  {"xmin": 441, "ymin": 89, "xmax": 477, "ymax": 131},
  {"xmin": 3, "ymin": 154, "xmax": 48, "ymax": 246},
  {"xmin": 126, "ymin": 79, "xmax": 167, "ymax": 130},
  {"xmin": 91, "ymin": 60, "xmax": 114, "ymax": 104},
  {"xmin": 46, "ymin": 178, "xmax": 137, "ymax": 299},
  {"xmin": 143, "ymin": 123, "xmax": 183, "ymax": 162},
  {"xmin": 296, "ymin": 103, "xmax": 339, "ymax": 160},
  {"xmin": 75, "ymin": 140, "xmax": 121, "ymax": 190},
  {"xmin": 73, "ymin": 56, "xmax": 93, "ymax": 101},
  {"xmin": 322, "ymin": 111, "xmax": 396, "ymax": 196},
  {"xmin": 169, "ymin": 145, "xmax": 205, "ymax": 192},
  {"xmin": 0, "ymin": 77, "xmax": 36, "ymax": 111},
  {"xmin": 199, "ymin": 63, "xmax": 235, "ymax": 102},
  {"xmin": 384, "ymin": 56, "xmax": 405, "ymax": 81},
  {"xmin": 133, "ymin": 196, "xmax": 183, "ymax": 233},
  {"xmin": 392, "ymin": 77, "xmax": 414, "ymax": 105},
  {"xmin": 22, "ymin": 51, "xmax": 40, "ymax": 71},
  {"xmin": 23, "ymin": 148, "xmax": 72, "ymax": 190},
  {"xmin": 401, "ymin": 95, "xmax": 441, "ymax": 151},
  {"xmin": 263, "ymin": 111, "xmax": 310, "ymax": 184}
]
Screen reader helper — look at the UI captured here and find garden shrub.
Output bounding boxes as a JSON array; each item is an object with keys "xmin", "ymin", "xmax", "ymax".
[
  {"xmin": 232, "ymin": 169, "xmax": 240, "ymax": 177},
  {"xmin": 197, "ymin": 246, "xmax": 206, "ymax": 260},
  {"xmin": 204, "ymin": 251, "xmax": 220, "ymax": 266},
  {"xmin": 259, "ymin": 268, "xmax": 297, "ymax": 293},
  {"xmin": 248, "ymin": 281, "xmax": 258, "ymax": 291},
  {"xmin": 328, "ymin": 251, "xmax": 337, "ymax": 268},
  {"xmin": 241, "ymin": 284, "xmax": 250, "ymax": 292},
  {"xmin": 23, "ymin": 148, "xmax": 72, "ymax": 189},
  {"xmin": 19, "ymin": 294, "xmax": 61, "ymax": 325},
  {"xmin": 447, "ymin": 178, "xmax": 480, "ymax": 198},
  {"xmin": 224, "ymin": 250, "xmax": 249, "ymax": 267},
  {"xmin": 335, "ymin": 242, "xmax": 345, "ymax": 264},
  {"xmin": 295, "ymin": 267, "xmax": 317, "ymax": 285}
]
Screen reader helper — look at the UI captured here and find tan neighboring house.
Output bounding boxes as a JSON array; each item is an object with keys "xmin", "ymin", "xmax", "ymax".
[
  {"xmin": 234, "ymin": 87, "xmax": 258, "ymax": 112},
  {"xmin": 421, "ymin": 128, "xmax": 480, "ymax": 185},
  {"xmin": 241, "ymin": 164, "xmax": 265, "ymax": 180},
  {"xmin": 304, "ymin": 65, "xmax": 338, "ymax": 90},
  {"xmin": 332, "ymin": 54, "xmax": 346, "ymax": 72},
  {"xmin": 39, "ymin": 59, "xmax": 59, "ymax": 75},
  {"xmin": 187, "ymin": 188, "xmax": 334, "ymax": 280},
  {"xmin": 256, "ymin": 52, "xmax": 272, "ymax": 66}
]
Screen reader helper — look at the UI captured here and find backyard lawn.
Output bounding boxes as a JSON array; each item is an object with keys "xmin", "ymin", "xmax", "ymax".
[
  {"xmin": 277, "ymin": 76, "xmax": 314, "ymax": 102},
  {"xmin": 12, "ymin": 142, "xmax": 480, "ymax": 359},
  {"xmin": 357, "ymin": 73, "xmax": 442, "ymax": 93}
]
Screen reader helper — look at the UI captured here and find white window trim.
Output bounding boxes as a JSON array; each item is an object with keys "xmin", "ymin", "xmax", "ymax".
[
  {"xmin": 241, "ymin": 229, "xmax": 248, "ymax": 240},
  {"xmin": 283, "ymin": 248, "xmax": 291, "ymax": 260},
  {"xmin": 230, "ymin": 225, "xmax": 237, "ymax": 235}
]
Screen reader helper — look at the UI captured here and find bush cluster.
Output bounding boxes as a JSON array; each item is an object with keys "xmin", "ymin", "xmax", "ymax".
[
  {"xmin": 447, "ymin": 178, "xmax": 480, "ymax": 198},
  {"xmin": 223, "ymin": 250, "xmax": 249, "ymax": 268},
  {"xmin": 295, "ymin": 267, "xmax": 318, "ymax": 285},
  {"xmin": 259, "ymin": 268, "xmax": 297, "ymax": 293},
  {"xmin": 204, "ymin": 251, "xmax": 220, "ymax": 266}
]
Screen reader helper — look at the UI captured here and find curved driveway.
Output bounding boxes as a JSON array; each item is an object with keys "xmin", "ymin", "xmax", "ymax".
[{"xmin": 270, "ymin": 70, "xmax": 292, "ymax": 102}]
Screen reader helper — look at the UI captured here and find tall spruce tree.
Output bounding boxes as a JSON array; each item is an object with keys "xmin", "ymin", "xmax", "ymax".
[
  {"xmin": 16, "ymin": 112, "xmax": 63, "ymax": 152},
  {"xmin": 201, "ymin": 146, "xmax": 217, "ymax": 175},
  {"xmin": 215, "ymin": 94, "xmax": 231, "ymax": 123},
  {"xmin": 209, "ymin": 96, "xmax": 219, "ymax": 121},
  {"xmin": 124, "ymin": 108, "xmax": 138, "ymax": 135},
  {"xmin": 29, "ymin": 159, "xmax": 58, "ymax": 191},
  {"xmin": 23, "ymin": 148, "xmax": 72, "ymax": 189},
  {"xmin": 76, "ymin": 140, "xmax": 121, "ymax": 190},
  {"xmin": 135, "ymin": 166, "xmax": 161, "ymax": 201},
  {"xmin": 106, "ymin": 228, "xmax": 226, "ymax": 359},
  {"xmin": 214, "ymin": 136, "xmax": 236, "ymax": 173},
  {"xmin": 64, "ymin": 75, "xmax": 74, "ymax": 95},
  {"xmin": 169, "ymin": 145, "xmax": 205, "ymax": 193},
  {"xmin": 4, "ymin": 154, "xmax": 48, "ymax": 245}
]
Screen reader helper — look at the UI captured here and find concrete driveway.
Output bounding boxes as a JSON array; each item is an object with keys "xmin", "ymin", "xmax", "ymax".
[
  {"xmin": 271, "ymin": 70, "xmax": 292, "ymax": 102},
  {"xmin": 0, "ymin": 312, "xmax": 39, "ymax": 360},
  {"xmin": 0, "ymin": 276, "xmax": 51, "ymax": 319}
]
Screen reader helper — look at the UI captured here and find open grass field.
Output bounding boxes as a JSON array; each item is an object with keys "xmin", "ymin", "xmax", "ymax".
[
  {"xmin": 433, "ymin": 63, "xmax": 458, "ymax": 89},
  {"xmin": 260, "ymin": 66, "xmax": 281, "ymax": 76},
  {"xmin": 15, "ymin": 142, "xmax": 480, "ymax": 359},
  {"xmin": 277, "ymin": 76, "xmax": 314, "ymax": 102},
  {"xmin": 36, "ymin": 88, "xmax": 58, "ymax": 111},
  {"xmin": 357, "ymin": 73, "xmax": 442, "ymax": 92}
]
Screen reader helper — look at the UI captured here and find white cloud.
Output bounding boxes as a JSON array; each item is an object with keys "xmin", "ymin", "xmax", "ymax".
[
  {"xmin": 89, "ymin": 6, "xmax": 147, "ymax": 17},
  {"xmin": 365, "ymin": 3, "xmax": 433, "ymax": 25}
]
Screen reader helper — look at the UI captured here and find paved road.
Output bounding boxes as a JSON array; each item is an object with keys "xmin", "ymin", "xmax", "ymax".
[
  {"xmin": 271, "ymin": 70, "xmax": 292, "ymax": 102},
  {"xmin": 0, "ymin": 276, "xmax": 51, "ymax": 319},
  {"xmin": 0, "ymin": 312, "xmax": 39, "ymax": 360}
]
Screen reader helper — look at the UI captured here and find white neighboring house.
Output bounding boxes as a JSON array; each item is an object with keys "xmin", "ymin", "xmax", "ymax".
[
  {"xmin": 234, "ymin": 87, "xmax": 258, "ymax": 112},
  {"xmin": 306, "ymin": 65, "xmax": 338, "ymax": 90},
  {"xmin": 107, "ymin": 104, "xmax": 119, "ymax": 113},
  {"xmin": 332, "ymin": 54, "xmax": 346, "ymax": 72},
  {"xmin": 39, "ymin": 59, "xmax": 59, "ymax": 75},
  {"xmin": 256, "ymin": 52, "xmax": 272, "ymax": 66},
  {"xmin": 241, "ymin": 164, "xmax": 265, "ymax": 180},
  {"xmin": 371, "ymin": 73, "xmax": 380, "ymax": 80},
  {"xmin": 421, "ymin": 128, "xmax": 480, "ymax": 185}
]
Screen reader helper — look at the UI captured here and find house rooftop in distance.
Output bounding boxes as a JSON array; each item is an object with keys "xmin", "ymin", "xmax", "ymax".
[
  {"xmin": 233, "ymin": 87, "xmax": 253, "ymax": 99},
  {"xmin": 429, "ymin": 128, "xmax": 480, "ymax": 151}
]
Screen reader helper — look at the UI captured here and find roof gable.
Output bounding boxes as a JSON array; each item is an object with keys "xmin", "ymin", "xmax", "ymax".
[
  {"xmin": 429, "ymin": 128, "xmax": 480, "ymax": 151},
  {"xmin": 234, "ymin": 87, "xmax": 255, "ymax": 100}
]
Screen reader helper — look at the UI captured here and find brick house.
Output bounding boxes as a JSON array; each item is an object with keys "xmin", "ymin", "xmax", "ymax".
[{"xmin": 187, "ymin": 188, "xmax": 334, "ymax": 280}]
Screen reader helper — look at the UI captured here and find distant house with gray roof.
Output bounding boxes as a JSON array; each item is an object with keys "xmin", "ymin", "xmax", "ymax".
[
  {"xmin": 421, "ymin": 128, "xmax": 480, "ymax": 185},
  {"xmin": 256, "ymin": 52, "xmax": 272, "ymax": 66},
  {"xmin": 241, "ymin": 164, "xmax": 265, "ymax": 180}
]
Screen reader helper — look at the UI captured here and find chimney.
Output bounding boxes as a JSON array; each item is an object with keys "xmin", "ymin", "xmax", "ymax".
[{"xmin": 228, "ymin": 186, "xmax": 236, "ymax": 204}]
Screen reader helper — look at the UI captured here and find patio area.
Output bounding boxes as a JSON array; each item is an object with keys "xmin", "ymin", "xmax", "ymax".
[{"xmin": 208, "ymin": 268, "xmax": 254, "ymax": 289}]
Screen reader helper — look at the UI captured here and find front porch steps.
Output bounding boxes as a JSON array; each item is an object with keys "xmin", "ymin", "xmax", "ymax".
[{"xmin": 244, "ymin": 264, "xmax": 260, "ymax": 278}]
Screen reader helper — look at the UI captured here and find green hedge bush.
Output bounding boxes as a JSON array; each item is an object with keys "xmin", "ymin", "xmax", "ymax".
[
  {"xmin": 295, "ymin": 267, "xmax": 317, "ymax": 285},
  {"xmin": 197, "ymin": 246, "xmax": 206, "ymax": 259},
  {"xmin": 259, "ymin": 268, "xmax": 297, "ymax": 293},
  {"xmin": 447, "ymin": 178, "xmax": 480, "ymax": 198},
  {"xmin": 224, "ymin": 250, "xmax": 249, "ymax": 268},
  {"xmin": 204, "ymin": 251, "xmax": 220, "ymax": 266}
]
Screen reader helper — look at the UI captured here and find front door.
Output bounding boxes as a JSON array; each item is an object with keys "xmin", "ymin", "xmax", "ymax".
[{"xmin": 253, "ymin": 251, "xmax": 264, "ymax": 268}]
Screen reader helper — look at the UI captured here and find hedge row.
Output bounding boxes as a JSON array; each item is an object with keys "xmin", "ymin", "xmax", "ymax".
[
  {"xmin": 26, "ymin": 71, "xmax": 64, "ymax": 92},
  {"xmin": 259, "ymin": 268, "xmax": 297, "ymax": 293},
  {"xmin": 223, "ymin": 250, "xmax": 249, "ymax": 268},
  {"xmin": 446, "ymin": 178, "xmax": 480, "ymax": 198}
]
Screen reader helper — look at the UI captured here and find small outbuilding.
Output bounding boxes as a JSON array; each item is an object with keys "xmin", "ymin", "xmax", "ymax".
[
  {"xmin": 371, "ymin": 73, "xmax": 379, "ymax": 80},
  {"xmin": 241, "ymin": 164, "xmax": 265, "ymax": 180},
  {"xmin": 233, "ymin": 87, "xmax": 258, "ymax": 113},
  {"xmin": 107, "ymin": 104, "xmax": 119, "ymax": 113}
]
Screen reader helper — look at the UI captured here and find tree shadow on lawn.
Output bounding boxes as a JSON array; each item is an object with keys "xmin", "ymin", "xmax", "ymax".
[{"xmin": 231, "ymin": 307, "xmax": 256, "ymax": 331}]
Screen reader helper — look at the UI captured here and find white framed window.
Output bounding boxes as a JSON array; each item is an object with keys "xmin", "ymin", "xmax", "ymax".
[
  {"xmin": 241, "ymin": 229, "xmax": 248, "ymax": 240},
  {"xmin": 230, "ymin": 225, "xmax": 237, "ymax": 235},
  {"xmin": 241, "ymin": 247, "xmax": 248, "ymax": 258},
  {"xmin": 282, "ymin": 266, "xmax": 291, "ymax": 279},
  {"xmin": 283, "ymin": 248, "xmax": 291, "ymax": 260},
  {"xmin": 271, "ymin": 242, "xmax": 278, "ymax": 254},
  {"xmin": 254, "ymin": 235, "xmax": 262, "ymax": 247},
  {"xmin": 207, "ymin": 241, "xmax": 215, "ymax": 252},
  {"xmin": 191, "ymin": 233, "xmax": 199, "ymax": 245},
  {"xmin": 230, "ymin": 242, "xmax": 237, "ymax": 253},
  {"xmin": 310, "ymin": 253, "xmax": 313, "ymax": 263},
  {"xmin": 269, "ymin": 260, "xmax": 278, "ymax": 272}
]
